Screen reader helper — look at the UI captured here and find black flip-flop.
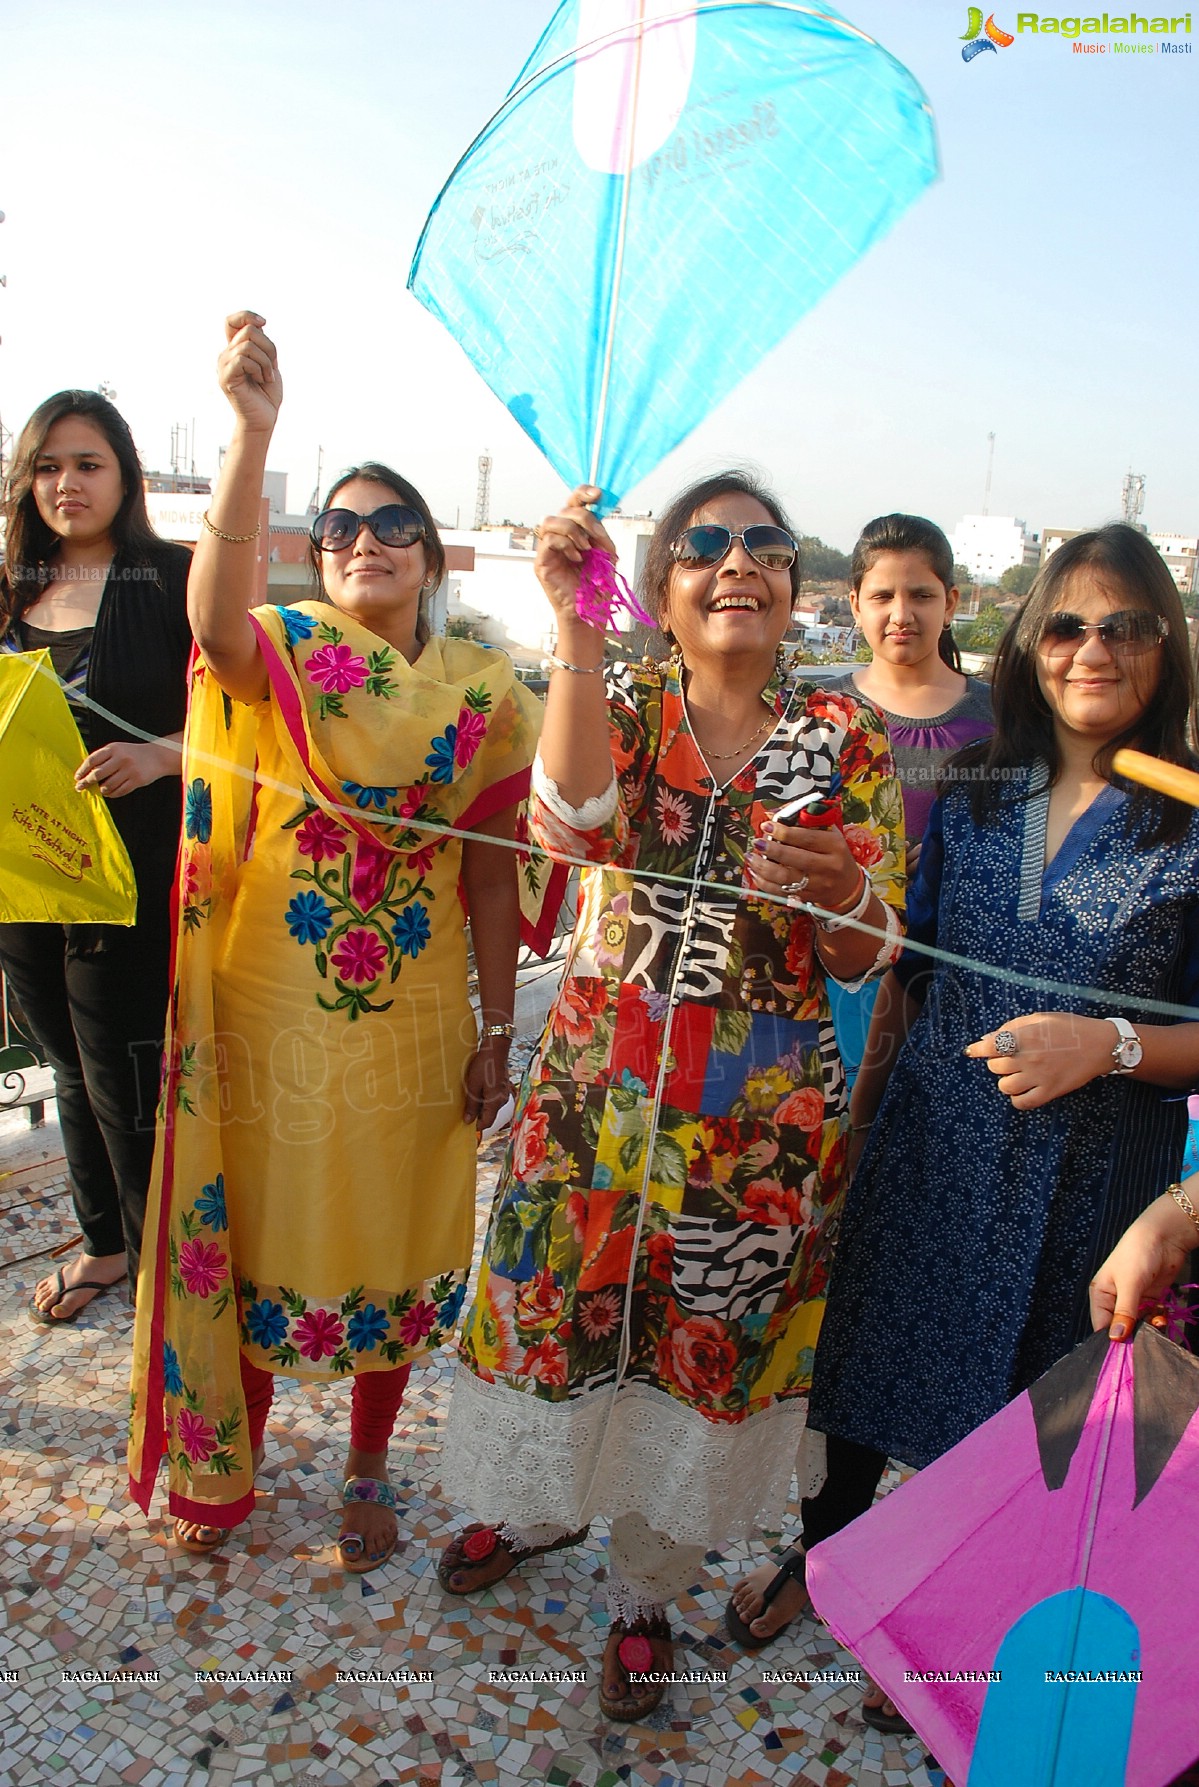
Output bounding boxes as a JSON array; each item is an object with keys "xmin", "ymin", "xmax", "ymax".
[
  {"xmin": 29, "ymin": 1267, "xmax": 114, "ymax": 1326},
  {"xmin": 725, "ymin": 1544, "xmax": 808, "ymax": 1650},
  {"xmin": 862, "ymin": 1692, "xmax": 914, "ymax": 1736}
]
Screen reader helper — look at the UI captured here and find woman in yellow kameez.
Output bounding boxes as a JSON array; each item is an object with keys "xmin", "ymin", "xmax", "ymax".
[{"xmin": 128, "ymin": 313, "xmax": 549, "ymax": 1571}]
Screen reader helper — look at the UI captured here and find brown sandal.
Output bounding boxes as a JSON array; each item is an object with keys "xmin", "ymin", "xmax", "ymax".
[
  {"xmin": 437, "ymin": 1521, "xmax": 590, "ymax": 1593},
  {"xmin": 598, "ymin": 1614, "xmax": 673, "ymax": 1721},
  {"xmin": 173, "ymin": 1519, "xmax": 229, "ymax": 1556}
]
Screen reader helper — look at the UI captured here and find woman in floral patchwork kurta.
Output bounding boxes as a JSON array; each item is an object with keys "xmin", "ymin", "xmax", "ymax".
[
  {"xmin": 128, "ymin": 315, "xmax": 548, "ymax": 1571},
  {"xmin": 440, "ymin": 474, "xmax": 905, "ymax": 1718}
]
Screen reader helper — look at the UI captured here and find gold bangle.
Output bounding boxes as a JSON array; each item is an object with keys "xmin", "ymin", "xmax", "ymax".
[
  {"xmin": 202, "ymin": 510, "xmax": 260, "ymax": 544},
  {"xmin": 481, "ymin": 1023, "xmax": 515, "ymax": 1041},
  {"xmin": 1166, "ymin": 1181, "xmax": 1199, "ymax": 1233}
]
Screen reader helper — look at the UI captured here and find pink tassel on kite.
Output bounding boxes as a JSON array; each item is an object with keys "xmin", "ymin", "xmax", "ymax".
[{"xmin": 575, "ymin": 548, "xmax": 653, "ymax": 631}]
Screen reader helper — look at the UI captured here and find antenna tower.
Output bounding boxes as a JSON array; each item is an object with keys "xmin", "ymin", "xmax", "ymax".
[
  {"xmin": 982, "ymin": 431, "xmax": 996, "ymax": 515},
  {"xmin": 1121, "ymin": 471, "xmax": 1145, "ymax": 530},
  {"xmin": 474, "ymin": 451, "xmax": 492, "ymax": 531}
]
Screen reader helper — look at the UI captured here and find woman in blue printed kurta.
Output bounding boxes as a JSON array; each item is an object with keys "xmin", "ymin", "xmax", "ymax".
[{"xmin": 729, "ymin": 525, "xmax": 1199, "ymax": 1731}]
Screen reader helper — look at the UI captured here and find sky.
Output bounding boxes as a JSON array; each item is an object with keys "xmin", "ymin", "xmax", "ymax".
[{"xmin": 2, "ymin": 1, "xmax": 1196, "ymax": 552}]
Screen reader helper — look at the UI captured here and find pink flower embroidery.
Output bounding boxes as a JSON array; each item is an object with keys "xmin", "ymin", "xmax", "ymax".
[
  {"xmin": 330, "ymin": 927, "xmax": 388, "ymax": 984},
  {"xmin": 176, "ymin": 1407, "xmax": 218, "ymax": 1463},
  {"xmin": 178, "ymin": 1239, "xmax": 227, "ymax": 1298},
  {"xmin": 350, "ymin": 839, "xmax": 391, "ymax": 911},
  {"xmin": 654, "ymin": 787, "xmax": 694, "ymax": 846},
  {"xmin": 399, "ymin": 1299, "xmax": 438, "ymax": 1345},
  {"xmin": 455, "ymin": 707, "xmax": 487, "ymax": 766},
  {"xmin": 292, "ymin": 1307, "xmax": 345, "ymax": 1360},
  {"xmin": 406, "ymin": 844, "xmax": 437, "ymax": 875},
  {"xmin": 306, "ymin": 643, "xmax": 368, "ymax": 694},
  {"xmin": 398, "ymin": 784, "xmax": 428, "ymax": 819},
  {"xmin": 296, "ymin": 811, "xmax": 348, "ymax": 863}
]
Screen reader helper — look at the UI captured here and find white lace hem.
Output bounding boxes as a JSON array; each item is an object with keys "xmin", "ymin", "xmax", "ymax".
[
  {"xmin": 531, "ymin": 754, "xmax": 619, "ymax": 830},
  {"xmin": 441, "ymin": 1367, "xmax": 809, "ymax": 1548}
]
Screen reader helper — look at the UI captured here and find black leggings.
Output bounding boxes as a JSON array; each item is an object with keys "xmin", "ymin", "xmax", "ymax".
[
  {"xmin": 801, "ymin": 1433, "xmax": 889, "ymax": 1549},
  {"xmin": 0, "ymin": 915, "xmax": 171, "ymax": 1289}
]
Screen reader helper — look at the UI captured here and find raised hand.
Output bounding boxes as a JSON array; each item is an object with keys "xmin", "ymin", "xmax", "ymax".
[
  {"xmin": 218, "ymin": 309, "xmax": 282, "ymax": 434},
  {"xmin": 534, "ymin": 485, "xmax": 618, "ymax": 625}
]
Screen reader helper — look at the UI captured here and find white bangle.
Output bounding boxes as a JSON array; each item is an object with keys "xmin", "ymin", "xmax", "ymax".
[{"xmin": 816, "ymin": 870, "xmax": 871, "ymax": 932}]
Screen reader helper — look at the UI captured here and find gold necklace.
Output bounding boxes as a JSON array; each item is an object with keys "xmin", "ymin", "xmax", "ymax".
[{"xmin": 692, "ymin": 704, "xmax": 775, "ymax": 761}]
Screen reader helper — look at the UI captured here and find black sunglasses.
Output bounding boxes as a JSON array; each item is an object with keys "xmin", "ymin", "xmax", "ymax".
[
  {"xmin": 1040, "ymin": 609, "xmax": 1167, "ymax": 659},
  {"xmin": 310, "ymin": 504, "xmax": 426, "ymax": 552},
  {"xmin": 670, "ymin": 523, "xmax": 798, "ymax": 573}
]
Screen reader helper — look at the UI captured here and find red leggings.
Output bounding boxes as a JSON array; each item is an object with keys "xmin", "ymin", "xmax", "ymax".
[{"xmin": 239, "ymin": 1354, "xmax": 411, "ymax": 1454}]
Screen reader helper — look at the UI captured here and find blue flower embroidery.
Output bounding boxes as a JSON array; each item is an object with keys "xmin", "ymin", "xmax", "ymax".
[
  {"xmin": 276, "ymin": 606, "xmax": 317, "ymax": 646},
  {"xmin": 618, "ymin": 1067, "xmax": 648, "ymax": 1097},
  {"xmin": 245, "ymin": 1299, "xmax": 288, "ymax": 1348},
  {"xmin": 392, "ymin": 903, "xmax": 431, "ymax": 958},
  {"xmin": 424, "ymin": 728, "xmax": 457, "ymax": 783},
  {"xmin": 342, "ymin": 781, "xmax": 399, "ymax": 811},
  {"xmin": 286, "ymin": 890, "xmax": 333, "ymax": 944},
  {"xmin": 194, "ymin": 1173, "xmax": 227, "ymax": 1232},
  {"xmin": 437, "ymin": 1282, "xmax": 467, "ymax": 1328},
  {"xmin": 163, "ymin": 1340, "xmax": 184, "ymax": 1396},
  {"xmin": 184, "ymin": 778, "xmax": 213, "ymax": 843},
  {"xmin": 346, "ymin": 1303, "xmax": 391, "ymax": 1352}
]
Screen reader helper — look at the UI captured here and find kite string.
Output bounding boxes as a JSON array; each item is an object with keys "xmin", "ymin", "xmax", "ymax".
[{"xmin": 32, "ymin": 663, "xmax": 1199, "ymax": 1025}]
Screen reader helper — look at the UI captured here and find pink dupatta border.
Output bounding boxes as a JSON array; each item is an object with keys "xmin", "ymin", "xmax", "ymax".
[{"xmin": 129, "ymin": 648, "xmax": 256, "ymax": 1526}]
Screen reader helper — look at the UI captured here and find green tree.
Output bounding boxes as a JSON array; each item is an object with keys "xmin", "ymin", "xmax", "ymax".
[
  {"xmin": 952, "ymin": 563, "xmax": 972, "ymax": 591},
  {"xmin": 960, "ymin": 602, "xmax": 1008, "ymax": 653},
  {"xmin": 797, "ymin": 535, "xmax": 851, "ymax": 585},
  {"xmin": 998, "ymin": 562, "xmax": 1037, "ymax": 597}
]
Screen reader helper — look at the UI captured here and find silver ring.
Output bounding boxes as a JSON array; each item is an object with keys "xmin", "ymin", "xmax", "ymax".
[
  {"xmin": 782, "ymin": 876, "xmax": 809, "ymax": 894},
  {"xmin": 993, "ymin": 1029, "xmax": 1019, "ymax": 1057}
]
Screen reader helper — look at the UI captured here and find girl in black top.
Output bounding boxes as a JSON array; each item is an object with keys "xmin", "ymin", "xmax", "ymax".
[{"xmin": 0, "ymin": 390, "xmax": 192, "ymax": 1321}]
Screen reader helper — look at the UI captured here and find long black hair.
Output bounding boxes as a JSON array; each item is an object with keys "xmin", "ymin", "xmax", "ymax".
[
  {"xmin": 948, "ymin": 524, "xmax": 1197, "ymax": 845},
  {"xmin": 1, "ymin": 389, "xmax": 164, "ymax": 638},
  {"xmin": 850, "ymin": 512, "xmax": 962, "ymax": 672}
]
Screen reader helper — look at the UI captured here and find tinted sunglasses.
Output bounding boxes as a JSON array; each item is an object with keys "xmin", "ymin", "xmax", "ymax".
[
  {"xmin": 310, "ymin": 504, "xmax": 426, "ymax": 552},
  {"xmin": 670, "ymin": 524, "xmax": 798, "ymax": 573},
  {"xmin": 1040, "ymin": 609, "xmax": 1167, "ymax": 659}
]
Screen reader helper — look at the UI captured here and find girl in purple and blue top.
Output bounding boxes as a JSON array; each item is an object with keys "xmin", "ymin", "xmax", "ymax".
[{"xmin": 824, "ymin": 514, "xmax": 993, "ymax": 1080}]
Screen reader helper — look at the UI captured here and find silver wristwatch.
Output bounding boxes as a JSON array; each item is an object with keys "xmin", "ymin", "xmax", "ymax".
[{"xmin": 1106, "ymin": 1016, "xmax": 1143, "ymax": 1075}]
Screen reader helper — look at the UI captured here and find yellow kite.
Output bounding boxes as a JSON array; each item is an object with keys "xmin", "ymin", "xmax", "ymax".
[{"xmin": 0, "ymin": 651, "xmax": 137, "ymax": 924}]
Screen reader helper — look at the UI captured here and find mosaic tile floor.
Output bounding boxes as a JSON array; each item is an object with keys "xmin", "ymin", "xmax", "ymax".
[{"xmin": 0, "ymin": 1095, "xmax": 943, "ymax": 1787}]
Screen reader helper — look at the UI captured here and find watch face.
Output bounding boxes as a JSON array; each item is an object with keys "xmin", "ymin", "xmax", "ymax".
[{"xmin": 1116, "ymin": 1037, "xmax": 1143, "ymax": 1069}]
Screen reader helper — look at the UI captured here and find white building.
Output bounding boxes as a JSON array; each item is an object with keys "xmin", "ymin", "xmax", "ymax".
[
  {"xmin": 949, "ymin": 515, "xmax": 1035, "ymax": 585},
  {"xmin": 1149, "ymin": 533, "xmax": 1198, "ymax": 596},
  {"xmin": 1042, "ymin": 526, "xmax": 1197, "ymax": 597}
]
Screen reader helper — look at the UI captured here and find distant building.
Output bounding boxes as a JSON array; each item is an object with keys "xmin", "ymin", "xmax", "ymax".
[
  {"xmin": 1042, "ymin": 525, "xmax": 1197, "ymax": 596},
  {"xmin": 949, "ymin": 515, "xmax": 1034, "ymax": 585},
  {"xmin": 1149, "ymin": 532, "xmax": 1198, "ymax": 596},
  {"xmin": 1040, "ymin": 527, "xmax": 1082, "ymax": 564}
]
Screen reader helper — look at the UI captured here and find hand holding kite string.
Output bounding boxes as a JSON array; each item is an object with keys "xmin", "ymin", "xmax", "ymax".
[
  {"xmin": 1090, "ymin": 1188, "xmax": 1199, "ymax": 1340},
  {"xmin": 75, "ymin": 736, "xmax": 181, "ymax": 799},
  {"xmin": 218, "ymin": 308, "xmax": 282, "ymax": 433},
  {"xmin": 534, "ymin": 485, "xmax": 621, "ymax": 632}
]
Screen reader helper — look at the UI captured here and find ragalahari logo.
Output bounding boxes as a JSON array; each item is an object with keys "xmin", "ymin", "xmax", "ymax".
[{"xmin": 961, "ymin": 8, "xmax": 1016, "ymax": 57}]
